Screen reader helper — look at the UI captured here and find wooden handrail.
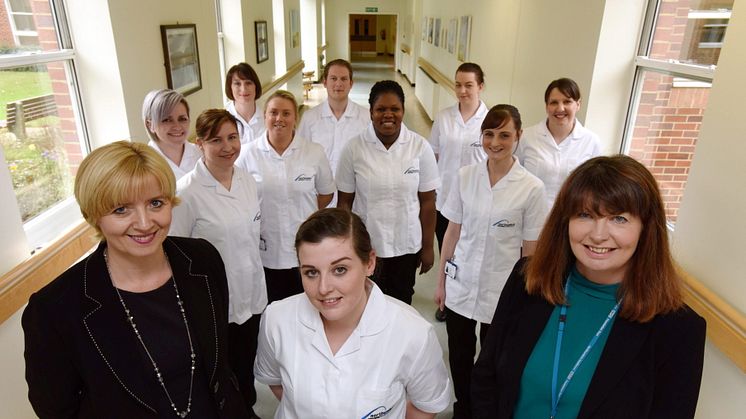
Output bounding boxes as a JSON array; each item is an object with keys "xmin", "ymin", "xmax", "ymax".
[
  {"xmin": 680, "ymin": 268, "xmax": 746, "ymax": 372},
  {"xmin": 0, "ymin": 221, "xmax": 96, "ymax": 324},
  {"xmin": 262, "ymin": 60, "xmax": 305, "ymax": 93},
  {"xmin": 416, "ymin": 57, "xmax": 455, "ymax": 92}
]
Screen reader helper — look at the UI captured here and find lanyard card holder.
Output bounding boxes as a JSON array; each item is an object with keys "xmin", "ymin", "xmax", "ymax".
[{"xmin": 445, "ymin": 259, "xmax": 458, "ymax": 280}]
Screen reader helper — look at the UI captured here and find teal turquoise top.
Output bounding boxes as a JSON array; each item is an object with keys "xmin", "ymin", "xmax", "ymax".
[{"xmin": 514, "ymin": 267, "xmax": 621, "ymax": 419}]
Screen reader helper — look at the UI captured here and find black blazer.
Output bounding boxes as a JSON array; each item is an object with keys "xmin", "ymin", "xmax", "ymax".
[
  {"xmin": 472, "ymin": 258, "xmax": 706, "ymax": 419},
  {"xmin": 22, "ymin": 237, "xmax": 250, "ymax": 419}
]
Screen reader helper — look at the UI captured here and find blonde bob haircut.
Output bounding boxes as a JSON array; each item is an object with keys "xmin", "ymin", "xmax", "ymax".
[
  {"xmin": 263, "ymin": 90, "xmax": 299, "ymax": 120},
  {"xmin": 74, "ymin": 141, "xmax": 179, "ymax": 240}
]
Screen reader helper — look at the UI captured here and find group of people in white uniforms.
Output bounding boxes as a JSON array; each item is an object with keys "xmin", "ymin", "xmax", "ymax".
[{"xmin": 139, "ymin": 55, "xmax": 603, "ymax": 418}]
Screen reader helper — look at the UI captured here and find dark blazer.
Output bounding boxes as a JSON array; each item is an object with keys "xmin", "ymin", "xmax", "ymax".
[
  {"xmin": 472, "ymin": 258, "xmax": 706, "ymax": 419},
  {"xmin": 22, "ymin": 237, "xmax": 250, "ymax": 419}
]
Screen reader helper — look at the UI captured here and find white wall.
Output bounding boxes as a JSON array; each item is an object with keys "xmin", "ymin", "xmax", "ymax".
[
  {"xmin": 0, "ymin": 309, "xmax": 35, "ymax": 418},
  {"xmin": 107, "ymin": 0, "xmax": 224, "ymax": 144},
  {"xmin": 672, "ymin": 1, "xmax": 746, "ymax": 416}
]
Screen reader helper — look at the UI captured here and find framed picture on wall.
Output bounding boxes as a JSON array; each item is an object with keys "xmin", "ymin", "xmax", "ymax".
[
  {"xmin": 255, "ymin": 21, "xmax": 269, "ymax": 63},
  {"xmin": 421, "ymin": 16, "xmax": 427, "ymax": 41},
  {"xmin": 434, "ymin": 18, "xmax": 441, "ymax": 47},
  {"xmin": 160, "ymin": 24, "xmax": 202, "ymax": 96},
  {"xmin": 290, "ymin": 9, "xmax": 300, "ymax": 48},
  {"xmin": 458, "ymin": 15, "xmax": 472, "ymax": 61},
  {"xmin": 427, "ymin": 17, "xmax": 434, "ymax": 44},
  {"xmin": 447, "ymin": 18, "xmax": 457, "ymax": 54}
]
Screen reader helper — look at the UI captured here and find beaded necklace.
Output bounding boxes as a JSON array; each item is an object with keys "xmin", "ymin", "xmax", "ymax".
[{"xmin": 104, "ymin": 249, "xmax": 196, "ymax": 418}]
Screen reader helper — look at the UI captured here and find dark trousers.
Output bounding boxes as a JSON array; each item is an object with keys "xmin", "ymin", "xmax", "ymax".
[
  {"xmin": 445, "ymin": 307, "xmax": 490, "ymax": 419},
  {"xmin": 227, "ymin": 314, "xmax": 261, "ymax": 414},
  {"xmin": 372, "ymin": 253, "xmax": 419, "ymax": 305},
  {"xmin": 435, "ymin": 210, "xmax": 449, "ymax": 252},
  {"xmin": 264, "ymin": 267, "xmax": 302, "ymax": 303}
]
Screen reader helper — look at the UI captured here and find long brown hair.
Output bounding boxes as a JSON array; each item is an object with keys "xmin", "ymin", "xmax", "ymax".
[{"xmin": 525, "ymin": 155, "xmax": 683, "ymax": 322}]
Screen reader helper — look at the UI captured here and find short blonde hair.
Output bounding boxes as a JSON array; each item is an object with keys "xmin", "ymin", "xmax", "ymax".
[
  {"xmin": 74, "ymin": 141, "xmax": 179, "ymax": 239},
  {"xmin": 264, "ymin": 90, "xmax": 299, "ymax": 120}
]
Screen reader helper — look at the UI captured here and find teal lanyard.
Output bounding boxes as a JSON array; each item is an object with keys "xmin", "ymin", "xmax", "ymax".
[{"xmin": 550, "ymin": 281, "xmax": 621, "ymax": 419}]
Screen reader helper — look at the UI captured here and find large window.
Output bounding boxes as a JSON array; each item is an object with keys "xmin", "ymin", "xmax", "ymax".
[
  {"xmin": 0, "ymin": 0, "xmax": 88, "ymax": 249},
  {"xmin": 623, "ymin": 0, "xmax": 732, "ymax": 226}
]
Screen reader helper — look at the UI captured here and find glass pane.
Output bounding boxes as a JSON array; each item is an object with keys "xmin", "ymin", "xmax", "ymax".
[
  {"xmin": 625, "ymin": 70, "xmax": 710, "ymax": 225},
  {"xmin": 0, "ymin": 63, "xmax": 85, "ymax": 222},
  {"xmin": 1, "ymin": 0, "xmax": 59, "ymax": 54},
  {"xmin": 13, "ymin": 14, "xmax": 37, "ymax": 32},
  {"xmin": 649, "ymin": 0, "xmax": 733, "ymax": 66}
]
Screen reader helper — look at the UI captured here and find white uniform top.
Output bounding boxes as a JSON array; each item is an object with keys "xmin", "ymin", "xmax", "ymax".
[
  {"xmin": 296, "ymin": 99, "xmax": 370, "ymax": 173},
  {"xmin": 147, "ymin": 140, "xmax": 201, "ymax": 180},
  {"xmin": 441, "ymin": 160, "xmax": 548, "ymax": 324},
  {"xmin": 254, "ymin": 281, "xmax": 451, "ymax": 419},
  {"xmin": 336, "ymin": 123, "xmax": 441, "ymax": 258},
  {"xmin": 516, "ymin": 118, "xmax": 601, "ymax": 208},
  {"xmin": 170, "ymin": 159, "xmax": 267, "ymax": 324},
  {"xmin": 226, "ymin": 101, "xmax": 266, "ymax": 146},
  {"xmin": 236, "ymin": 134, "xmax": 336, "ymax": 269},
  {"xmin": 429, "ymin": 101, "xmax": 488, "ymax": 210}
]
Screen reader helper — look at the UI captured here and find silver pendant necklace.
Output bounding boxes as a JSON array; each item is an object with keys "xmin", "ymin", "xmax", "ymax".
[{"xmin": 105, "ymin": 249, "xmax": 196, "ymax": 418}]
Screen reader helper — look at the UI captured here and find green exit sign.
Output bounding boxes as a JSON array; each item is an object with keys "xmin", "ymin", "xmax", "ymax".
[{"xmin": 365, "ymin": 7, "xmax": 378, "ymax": 12}]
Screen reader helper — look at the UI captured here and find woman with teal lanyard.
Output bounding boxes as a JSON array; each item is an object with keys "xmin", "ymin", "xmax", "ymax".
[{"xmin": 471, "ymin": 155, "xmax": 706, "ymax": 419}]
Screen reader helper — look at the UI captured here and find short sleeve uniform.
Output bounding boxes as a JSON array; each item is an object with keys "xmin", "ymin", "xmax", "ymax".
[
  {"xmin": 170, "ymin": 159, "xmax": 267, "ymax": 324},
  {"xmin": 296, "ymin": 99, "xmax": 370, "ymax": 173},
  {"xmin": 148, "ymin": 139, "xmax": 201, "ymax": 180},
  {"xmin": 336, "ymin": 123, "xmax": 441, "ymax": 258},
  {"xmin": 441, "ymin": 160, "xmax": 547, "ymax": 323},
  {"xmin": 429, "ymin": 102, "xmax": 488, "ymax": 210},
  {"xmin": 236, "ymin": 134, "xmax": 335, "ymax": 269},
  {"xmin": 254, "ymin": 281, "xmax": 451, "ymax": 418},
  {"xmin": 516, "ymin": 119, "xmax": 601, "ymax": 208}
]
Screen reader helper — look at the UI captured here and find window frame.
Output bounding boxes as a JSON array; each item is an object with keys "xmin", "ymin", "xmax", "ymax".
[{"xmin": 0, "ymin": 0, "xmax": 91, "ymax": 250}]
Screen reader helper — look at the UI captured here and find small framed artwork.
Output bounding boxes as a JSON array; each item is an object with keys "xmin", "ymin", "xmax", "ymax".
[
  {"xmin": 290, "ymin": 9, "xmax": 300, "ymax": 48},
  {"xmin": 458, "ymin": 15, "xmax": 472, "ymax": 62},
  {"xmin": 434, "ymin": 18, "xmax": 441, "ymax": 47},
  {"xmin": 427, "ymin": 17, "xmax": 434, "ymax": 44},
  {"xmin": 421, "ymin": 16, "xmax": 427, "ymax": 41},
  {"xmin": 255, "ymin": 21, "xmax": 269, "ymax": 63},
  {"xmin": 160, "ymin": 24, "xmax": 202, "ymax": 96},
  {"xmin": 447, "ymin": 18, "xmax": 457, "ymax": 54}
]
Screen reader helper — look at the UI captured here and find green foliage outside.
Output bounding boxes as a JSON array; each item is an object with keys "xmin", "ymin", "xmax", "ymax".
[{"xmin": 0, "ymin": 70, "xmax": 71, "ymax": 222}]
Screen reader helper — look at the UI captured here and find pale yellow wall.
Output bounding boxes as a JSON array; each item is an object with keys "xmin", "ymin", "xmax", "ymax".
[
  {"xmin": 673, "ymin": 1, "xmax": 746, "ymax": 416},
  {"xmin": 221, "ymin": 0, "xmax": 276, "ymax": 90},
  {"xmin": 107, "ymin": 0, "xmax": 224, "ymax": 143}
]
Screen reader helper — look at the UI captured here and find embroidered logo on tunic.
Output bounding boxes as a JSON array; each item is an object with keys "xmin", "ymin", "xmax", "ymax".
[
  {"xmin": 361, "ymin": 406, "xmax": 392, "ymax": 419},
  {"xmin": 294, "ymin": 174, "xmax": 314, "ymax": 181},
  {"xmin": 404, "ymin": 166, "xmax": 419, "ymax": 174},
  {"xmin": 253, "ymin": 211, "xmax": 261, "ymax": 221},
  {"xmin": 493, "ymin": 219, "xmax": 516, "ymax": 228},
  {"xmin": 470, "ymin": 140, "xmax": 481, "ymax": 148}
]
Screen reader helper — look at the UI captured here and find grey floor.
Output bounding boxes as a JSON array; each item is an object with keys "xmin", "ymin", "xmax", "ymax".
[{"xmin": 255, "ymin": 56, "xmax": 454, "ymax": 418}]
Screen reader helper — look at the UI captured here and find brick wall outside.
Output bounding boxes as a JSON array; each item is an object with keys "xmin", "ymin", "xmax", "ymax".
[
  {"xmin": 0, "ymin": 2, "xmax": 16, "ymax": 48},
  {"xmin": 627, "ymin": 0, "xmax": 722, "ymax": 223},
  {"xmin": 29, "ymin": 0, "xmax": 83, "ymax": 176}
]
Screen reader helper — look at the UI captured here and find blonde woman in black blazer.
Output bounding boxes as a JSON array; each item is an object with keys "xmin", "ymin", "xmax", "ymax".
[
  {"xmin": 472, "ymin": 155, "xmax": 706, "ymax": 419},
  {"xmin": 22, "ymin": 142, "xmax": 250, "ymax": 419}
]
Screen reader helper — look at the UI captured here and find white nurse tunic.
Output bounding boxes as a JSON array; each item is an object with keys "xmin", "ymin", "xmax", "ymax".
[
  {"xmin": 516, "ymin": 118, "xmax": 601, "ymax": 208},
  {"xmin": 147, "ymin": 139, "xmax": 201, "ymax": 180},
  {"xmin": 236, "ymin": 134, "xmax": 336, "ymax": 269},
  {"xmin": 226, "ymin": 101, "xmax": 266, "ymax": 146},
  {"xmin": 336, "ymin": 123, "xmax": 441, "ymax": 258},
  {"xmin": 254, "ymin": 281, "xmax": 451, "ymax": 418},
  {"xmin": 296, "ymin": 99, "xmax": 370, "ymax": 173},
  {"xmin": 170, "ymin": 159, "xmax": 267, "ymax": 324},
  {"xmin": 441, "ymin": 160, "xmax": 547, "ymax": 324},
  {"xmin": 429, "ymin": 101, "xmax": 488, "ymax": 210}
]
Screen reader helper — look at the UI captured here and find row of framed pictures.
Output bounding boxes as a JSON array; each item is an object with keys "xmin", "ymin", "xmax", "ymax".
[{"xmin": 422, "ymin": 15, "xmax": 472, "ymax": 62}]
